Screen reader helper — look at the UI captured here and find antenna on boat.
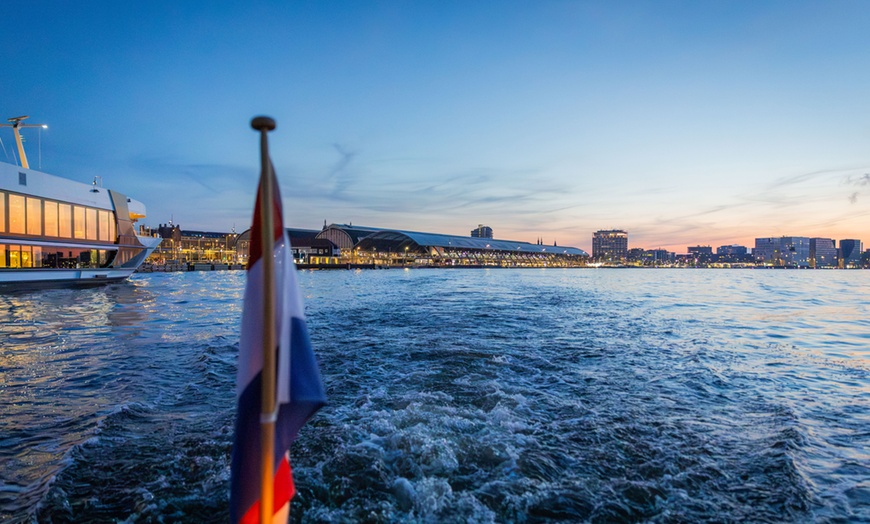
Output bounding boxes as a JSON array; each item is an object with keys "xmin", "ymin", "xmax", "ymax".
[{"xmin": 0, "ymin": 115, "xmax": 48, "ymax": 169}]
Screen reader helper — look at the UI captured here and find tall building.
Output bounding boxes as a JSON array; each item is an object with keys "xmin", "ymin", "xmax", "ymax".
[
  {"xmin": 755, "ymin": 237, "xmax": 810, "ymax": 267},
  {"xmin": 470, "ymin": 224, "xmax": 493, "ymax": 238},
  {"xmin": 592, "ymin": 229, "xmax": 628, "ymax": 262},
  {"xmin": 780, "ymin": 237, "xmax": 811, "ymax": 268},
  {"xmin": 839, "ymin": 239, "xmax": 863, "ymax": 268},
  {"xmin": 754, "ymin": 237, "xmax": 780, "ymax": 265},
  {"xmin": 809, "ymin": 238, "xmax": 837, "ymax": 268}
]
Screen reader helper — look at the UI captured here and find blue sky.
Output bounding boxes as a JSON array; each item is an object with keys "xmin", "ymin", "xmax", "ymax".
[{"xmin": 2, "ymin": 1, "xmax": 869, "ymax": 252}]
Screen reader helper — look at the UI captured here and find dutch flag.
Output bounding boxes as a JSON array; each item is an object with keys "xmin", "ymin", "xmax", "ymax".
[{"xmin": 230, "ymin": 146, "xmax": 326, "ymax": 523}]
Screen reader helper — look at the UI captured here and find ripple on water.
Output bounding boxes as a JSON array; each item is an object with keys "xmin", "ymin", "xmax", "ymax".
[{"xmin": 1, "ymin": 269, "xmax": 868, "ymax": 522}]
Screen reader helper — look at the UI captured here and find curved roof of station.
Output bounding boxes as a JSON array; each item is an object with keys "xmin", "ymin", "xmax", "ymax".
[
  {"xmin": 355, "ymin": 229, "xmax": 588, "ymax": 256},
  {"xmin": 233, "ymin": 228, "xmax": 321, "ymax": 243},
  {"xmin": 317, "ymin": 224, "xmax": 385, "ymax": 244}
]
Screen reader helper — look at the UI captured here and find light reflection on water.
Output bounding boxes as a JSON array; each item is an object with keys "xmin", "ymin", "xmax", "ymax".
[{"xmin": 0, "ymin": 269, "xmax": 867, "ymax": 522}]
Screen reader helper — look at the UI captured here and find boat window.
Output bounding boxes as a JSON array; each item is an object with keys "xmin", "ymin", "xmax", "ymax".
[
  {"xmin": 58, "ymin": 203, "xmax": 72, "ymax": 238},
  {"xmin": 109, "ymin": 212, "xmax": 116, "ymax": 242},
  {"xmin": 73, "ymin": 206, "xmax": 86, "ymax": 239},
  {"xmin": 98, "ymin": 210, "xmax": 110, "ymax": 241},
  {"xmin": 20, "ymin": 246, "xmax": 32, "ymax": 268},
  {"xmin": 26, "ymin": 197, "xmax": 42, "ymax": 236},
  {"xmin": 31, "ymin": 246, "xmax": 42, "ymax": 268},
  {"xmin": 0, "ymin": 192, "xmax": 5, "ymax": 232},
  {"xmin": 86, "ymin": 208, "xmax": 97, "ymax": 240},
  {"xmin": 19, "ymin": 172, "xmax": 26, "ymax": 186},
  {"xmin": 44, "ymin": 201, "xmax": 58, "ymax": 237},
  {"xmin": 8, "ymin": 195, "xmax": 25, "ymax": 234},
  {"xmin": 0, "ymin": 244, "xmax": 118, "ymax": 269},
  {"xmin": 8, "ymin": 245, "xmax": 21, "ymax": 268}
]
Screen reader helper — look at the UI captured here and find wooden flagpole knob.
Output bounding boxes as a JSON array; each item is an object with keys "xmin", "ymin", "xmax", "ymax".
[{"xmin": 251, "ymin": 116, "xmax": 276, "ymax": 132}]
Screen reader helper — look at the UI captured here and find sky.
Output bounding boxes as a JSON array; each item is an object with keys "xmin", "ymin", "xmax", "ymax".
[{"xmin": 2, "ymin": 1, "xmax": 869, "ymax": 253}]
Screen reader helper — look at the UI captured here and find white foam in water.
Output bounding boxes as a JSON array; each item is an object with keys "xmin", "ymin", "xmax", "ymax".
[{"xmin": 1, "ymin": 270, "xmax": 867, "ymax": 521}]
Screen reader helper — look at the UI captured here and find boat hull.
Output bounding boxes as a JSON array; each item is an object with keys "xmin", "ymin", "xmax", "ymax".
[{"xmin": 0, "ymin": 267, "xmax": 136, "ymax": 288}]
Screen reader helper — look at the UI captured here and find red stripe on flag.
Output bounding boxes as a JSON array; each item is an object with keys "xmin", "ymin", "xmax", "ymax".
[
  {"xmin": 239, "ymin": 456, "xmax": 296, "ymax": 524},
  {"xmin": 247, "ymin": 162, "xmax": 285, "ymax": 270}
]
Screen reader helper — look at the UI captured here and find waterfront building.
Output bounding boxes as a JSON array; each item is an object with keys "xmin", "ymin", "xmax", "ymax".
[
  {"xmin": 754, "ymin": 237, "xmax": 781, "ymax": 266},
  {"xmin": 755, "ymin": 237, "xmax": 811, "ymax": 267},
  {"xmin": 292, "ymin": 237, "xmax": 341, "ymax": 265},
  {"xmin": 627, "ymin": 248, "xmax": 645, "ymax": 264},
  {"xmin": 234, "ymin": 223, "xmax": 588, "ymax": 267},
  {"xmin": 715, "ymin": 244, "xmax": 752, "ymax": 264},
  {"xmin": 839, "ymin": 239, "xmax": 863, "ymax": 268},
  {"xmin": 780, "ymin": 237, "xmax": 811, "ymax": 268},
  {"xmin": 809, "ymin": 238, "xmax": 837, "ymax": 268},
  {"xmin": 716, "ymin": 245, "xmax": 748, "ymax": 256},
  {"xmin": 352, "ymin": 227, "xmax": 588, "ymax": 267},
  {"xmin": 592, "ymin": 230, "xmax": 628, "ymax": 263},
  {"xmin": 316, "ymin": 223, "xmax": 384, "ymax": 258},
  {"xmin": 470, "ymin": 224, "xmax": 493, "ymax": 238},
  {"xmin": 149, "ymin": 223, "xmax": 239, "ymax": 264},
  {"xmin": 234, "ymin": 228, "xmax": 341, "ymax": 266},
  {"xmin": 687, "ymin": 245, "xmax": 714, "ymax": 264},
  {"xmin": 626, "ymin": 247, "xmax": 673, "ymax": 266},
  {"xmin": 642, "ymin": 249, "xmax": 673, "ymax": 266}
]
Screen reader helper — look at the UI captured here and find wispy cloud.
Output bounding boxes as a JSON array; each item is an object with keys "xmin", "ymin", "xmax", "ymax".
[
  {"xmin": 843, "ymin": 173, "xmax": 870, "ymax": 187},
  {"xmin": 326, "ymin": 143, "xmax": 358, "ymax": 199}
]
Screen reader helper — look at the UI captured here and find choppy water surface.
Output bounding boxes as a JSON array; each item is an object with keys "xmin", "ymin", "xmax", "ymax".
[{"xmin": 1, "ymin": 269, "xmax": 868, "ymax": 523}]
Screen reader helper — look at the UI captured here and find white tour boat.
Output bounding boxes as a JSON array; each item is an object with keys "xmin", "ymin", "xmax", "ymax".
[{"xmin": 0, "ymin": 115, "xmax": 160, "ymax": 287}]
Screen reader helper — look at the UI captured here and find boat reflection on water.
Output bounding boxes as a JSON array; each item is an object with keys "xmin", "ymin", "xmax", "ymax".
[{"xmin": 0, "ymin": 278, "xmax": 157, "ymax": 516}]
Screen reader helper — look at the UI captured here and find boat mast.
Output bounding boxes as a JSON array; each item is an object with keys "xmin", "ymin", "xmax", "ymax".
[{"xmin": 0, "ymin": 115, "xmax": 48, "ymax": 169}]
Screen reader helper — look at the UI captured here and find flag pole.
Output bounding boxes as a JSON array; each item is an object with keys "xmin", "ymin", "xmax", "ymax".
[{"xmin": 252, "ymin": 116, "xmax": 277, "ymax": 524}]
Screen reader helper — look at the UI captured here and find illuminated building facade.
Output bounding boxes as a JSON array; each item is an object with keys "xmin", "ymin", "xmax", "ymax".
[
  {"xmin": 233, "ymin": 223, "xmax": 588, "ymax": 267},
  {"xmin": 839, "ymin": 239, "xmax": 863, "ymax": 268},
  {"xmin": 809, "ymin": 238, "xmax": 837, "ymax": 268},
  {"xmin": 471, "ymin": 225, "xmax": 493, "ymax": 238},
  {"xmin": 780, "ymin": 237, "xmax": 811, "ymax": 268},
  {"xmin": 755, "ymin": 236, "xmax": 810, "ymax": 267},
  {"xmin": 592, "ymin": 229, "xmax": 628, "ymax": 262},
  {"xmin": 687, "ymin": 245, "xmax": 713, "ymax": 264},
  {"xmin": 754, "ymin": 237, "xmax": 780, "ymax": 265},
  {"xmin": 148, "ymin": 223, "xmax": 240, "ymax": 263},
  {"xmin": 717, "ymin": 245, "xmax": 748, "ymax": 256}
]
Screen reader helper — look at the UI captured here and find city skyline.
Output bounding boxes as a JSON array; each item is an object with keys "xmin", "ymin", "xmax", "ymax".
[{"xmin": 3, "ymin": 1, "xmax": 869, "ymax": 253}]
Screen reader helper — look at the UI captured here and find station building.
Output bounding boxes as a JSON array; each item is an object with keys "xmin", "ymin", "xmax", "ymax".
[
  {"xmin": 233, "ymin": 223, "xmax": 589, "ymax": 267},
  {"xmin": 234, "ymin": 227, "xmax": 341, "ymax": 265}
]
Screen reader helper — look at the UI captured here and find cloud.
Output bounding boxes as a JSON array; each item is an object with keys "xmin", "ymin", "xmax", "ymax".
[
  {"xmin": 849, "ymin": 192, "xmax": 859, "ymax": 204},
  {"xmin": 844, "ymin": 173, "xmax": 870, "ymax": 187},
  {"xmin": 326, "ymin": 143, "xmax": 358, "ymax": 198},
  {"xmin": 768, "ymin": 168, "xmax": 837, "ymax": 189}
]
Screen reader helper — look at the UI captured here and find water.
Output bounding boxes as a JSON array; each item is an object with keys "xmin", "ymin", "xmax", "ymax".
[{"xmin": 1, "ymin": 269, "xmax": 868, "ymax": 523}]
